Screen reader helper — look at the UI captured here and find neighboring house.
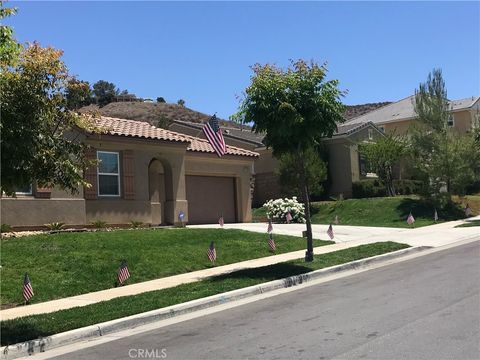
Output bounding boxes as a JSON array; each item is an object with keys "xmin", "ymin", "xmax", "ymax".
[
  {"xmin": 345, "ymin": 95, "xmax": 480, "ymax": 135},
  {"xmin": 169, "ymin": 119, "xmax": 384, "ymax": 204},
  {"xmin": 2, "ymin": 117, "xmax": 258, "ymax": 229}
]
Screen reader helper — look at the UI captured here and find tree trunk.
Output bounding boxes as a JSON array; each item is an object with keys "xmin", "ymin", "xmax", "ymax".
[{"xmin": 299, "ymin": 153, "xmax": 314, "ymax": 262}]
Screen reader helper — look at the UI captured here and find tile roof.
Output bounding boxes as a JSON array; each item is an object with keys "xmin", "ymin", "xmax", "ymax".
[
  {"xmin": 346, "ymin": 96, "xmax": 479, "ymax": 125},
  {"xmin": 91, "ymin": 116, "xmax": 258, "ymax": 157}
]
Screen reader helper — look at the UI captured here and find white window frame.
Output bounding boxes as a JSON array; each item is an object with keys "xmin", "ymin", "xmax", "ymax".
[
  {"xmin": 15, "ymin": 185, "xmax": 33, "ymax": 196},
  {"xmin": 368, "ymin": 128, "xmax": 373, "ymax": 140},
  {"xmin": 447, "ymin": 114, "xmax": 455, "ymax": 127},
  {"xmin": 97, "ymin": 151, "xmax": 120, "ymax": 197}
]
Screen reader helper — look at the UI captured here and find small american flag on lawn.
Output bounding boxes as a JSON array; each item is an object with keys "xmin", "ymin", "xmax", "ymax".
[
  {"xmin": 207, "ymin": 241, "xmax": 217, "ymax": 262},
  {"xmin": 267, "ymin": 219, "xmax": 273, "ymax": 233},
  {"xmin": 117, "ymin": 260, "xmax": 131, "ymax": 285},
  {"xmin": 434, "ymin": 208, "xmax": 438, "ymax": 222},
  {"xmin": 407, "ymin": 212, "xmax": 415, "ymax": 225},
  {"xmin": 286, "ymin": 212, "xmax": 293, "ymax": 224},
  {"xmin": 327, "ymin": 224, "xmax": 334, "ymax": 240},
  {"xmin": 202, "ymin": 115, "xmax": 226, "ymax": 157},
  {"xmin": 23, "ymin": 273, "xmax": 34, "ymax": 303},
  {"xmin": 465, "ymin": 204, "xmax": 472, "ymax": 217},
  {"xmin": 219, "ymin": 215, "xmax": 224, "ymax": 227},
  {"xmin": 268, "ymin": 232, "xmax": 276, "ymax": 252}
]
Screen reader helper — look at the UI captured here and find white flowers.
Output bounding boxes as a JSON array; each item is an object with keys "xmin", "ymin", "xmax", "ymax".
[{"xmin": 263, "ymin": 196, "xmax": 306, "ymax": 223}]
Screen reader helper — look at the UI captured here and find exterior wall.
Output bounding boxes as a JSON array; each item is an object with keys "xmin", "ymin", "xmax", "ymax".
[
  {"xmin": 185, "ymin": 153, "xmax": 254, "ymax": 223},
  {"xmin": 453, "ymin": 110, "xmax": 475, "ymax": 134},
  {"xmin": 253, "ymin": 172, "xmax": 283, "ymax": 207},
  {"xmin": 382, "ymin": 119, "xmax": 413, "ymax": 135}
]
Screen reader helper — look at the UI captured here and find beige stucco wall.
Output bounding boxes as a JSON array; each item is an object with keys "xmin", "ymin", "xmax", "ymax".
[{"xmin": 326, "ymin": 140, "xmax": 353, "ymax": 198}]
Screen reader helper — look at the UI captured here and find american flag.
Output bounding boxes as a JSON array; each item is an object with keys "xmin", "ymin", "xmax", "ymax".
[
  {"xmin": 434, "ymin": 208, "xmax": 438, "ymax": 222},
  {"xmin": 117, "ymin": 260, "xmax": 131, "ymax": 285},
  {"xmin": 202, "ymin": 115, "xmax": 226, "ymax": 157},
  {"xmin": 327, "ymin": 224, "xmax": 334, "ymax": 240},
  {"xmin": 285, "ymin": 212, "xmax": 293, "ymax": 224},
  {"xmin": 267, "ymin": 219, "xmax": 273, "ymax": 233},
  {"xmin": 268, "ymin": 232, "xmax": 276, "ymax": 252},
  {"xmin": 219, "ymin": 215, "xmax": 224, "ymax": 227},
  {"xmin": 407, "ymin": 212, "xmax": 415, "ymax": 225},
  {"xmin": 465, "ymin": 204, "xmax": 472, "ymax": 217},
  {"xmin": 23, "ymin": 273, "xmax": 34, "ymax": 303},
  {"xmin": 207, "ymin": 241, "xmax": 217, "ymax": 262}
]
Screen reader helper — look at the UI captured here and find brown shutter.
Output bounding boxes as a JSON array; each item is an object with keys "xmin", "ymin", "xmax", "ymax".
[
  {"xmin": 84, "ymin": 148, "xmax": 98, "ymax": 200},
  {"xmin": 122, "ymin": 150, "xmax": 135, "ymax": 200},
  {"xmin": 35, "ymin": 187, "xmax": 52, "ymax": 199}
]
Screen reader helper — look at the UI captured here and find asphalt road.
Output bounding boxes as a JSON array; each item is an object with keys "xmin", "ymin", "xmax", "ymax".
[{"xmin": 52, "ymin": 241, "xmax": 480, "ymax": 360}]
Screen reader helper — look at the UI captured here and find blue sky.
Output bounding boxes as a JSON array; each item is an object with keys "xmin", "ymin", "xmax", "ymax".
[{"xmin": 8, "ymin": 1, "xmax": 480, "ymax": 120}]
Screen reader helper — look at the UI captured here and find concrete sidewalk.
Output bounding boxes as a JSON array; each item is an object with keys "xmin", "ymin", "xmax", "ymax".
[{"xmin": 1, "ymin": 218, "xmax": 478, "ymax": 321}]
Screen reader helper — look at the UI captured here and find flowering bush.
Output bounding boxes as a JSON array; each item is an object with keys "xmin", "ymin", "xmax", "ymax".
[{"xmin": 263, "ymin": 196, "xmax": 305, "ymax": 223}]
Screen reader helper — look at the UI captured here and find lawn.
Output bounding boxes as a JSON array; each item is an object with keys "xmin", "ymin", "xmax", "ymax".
[
  {"xmin": 0, "ymin": 228, "xmax": 333, "ymax": 306},
  {"xmin": 253, "ymin": 196, "xmax": 474, "ymax": 228},
  {"xmin": 455, "ymin": 220, "xmax": 480, "ymax": 228},
  {"xmin": 0, "ymin": 241, "xmax": 409, "ymax": 346}
]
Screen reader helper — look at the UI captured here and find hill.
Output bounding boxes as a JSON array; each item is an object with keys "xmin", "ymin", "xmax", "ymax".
[{"xmin": 343, "ymin": 102, "xmax": 392, "ymax": 120}]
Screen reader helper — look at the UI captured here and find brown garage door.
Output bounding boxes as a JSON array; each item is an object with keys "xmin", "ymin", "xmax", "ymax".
[{"xmin": 186, "ymin": 176, "xmax": 236, "ymax": 224}]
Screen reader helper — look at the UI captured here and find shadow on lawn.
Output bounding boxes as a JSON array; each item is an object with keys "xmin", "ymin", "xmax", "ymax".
[
  {"xmin": 396, "ymin": 198, "xmax": 465, "ymax": 220},
  {"xmin": 1, "ymin": 320, "xmax": 53, "ymax": 347}
]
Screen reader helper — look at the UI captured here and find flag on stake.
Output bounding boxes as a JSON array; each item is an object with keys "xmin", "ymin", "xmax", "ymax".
[
  {"xmin": 327, "ymin": 224, "xmax": 334, "ymax": 240},
  {"xmin": 117, "ymin": 260, "xmax": 131, "ymax": 285},
  {"xmin": 434, "ymin": 208, "xmax": 438, "ymax": 222},
  {"xmin": 465, "ymin": 204, "xmax": 472, "ymax": 217},
  {"xmin": 286, "ymin": 212, "xmax": 293, "ymax": 224},
  {"xmin": 334, "ymin": 215, "xmax": 339, "ymax": 225},
  {"xmin": 407, "ymin": 212, "xmax": 415, "ymax": 225},
  {"xmin": 267, "ymin": 219, "xmax": 273, "ymax": 233},
  {"xmin": 202, "ymin": 114, "xmax": 226, "ymax": 157},
  {"xmin": 23, "ymin": 273, "xmax": 34, "ymax": 303},
  {"xmin": 207, "ymin": 241, "xmax": 217, "ymax": 262},
  {"xmin": 268, "ymin": 232, "xmax": 276, "ymax": 252},
  {"xmin": 219, "ymin": 215, "xmax": 224, "ymax": 227}
]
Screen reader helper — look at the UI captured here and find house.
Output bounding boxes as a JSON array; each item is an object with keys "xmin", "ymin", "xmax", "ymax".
[
  {"xmin": 1, "ymin": 116, "xmax": 258, "ymax": 229},
  {"xmin": 345, "ymin": 95, "xmax": 480, "ymax": 135}
]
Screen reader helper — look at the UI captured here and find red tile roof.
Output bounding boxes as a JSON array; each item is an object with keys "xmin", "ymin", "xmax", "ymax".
[{"xmin": 92, "ymin": 116, "xmax": 258, "ymax": 158}]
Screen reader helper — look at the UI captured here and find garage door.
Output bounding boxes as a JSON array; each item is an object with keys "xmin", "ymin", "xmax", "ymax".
[{"xmin": 186, "ymin": 176, "xmax": 236, "ymax": 224}]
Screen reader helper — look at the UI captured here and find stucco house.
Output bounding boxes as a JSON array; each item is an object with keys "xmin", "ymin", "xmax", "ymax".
[{"xmin": 2, "ymin": 116, "xmax": 258, "ymax": 229}]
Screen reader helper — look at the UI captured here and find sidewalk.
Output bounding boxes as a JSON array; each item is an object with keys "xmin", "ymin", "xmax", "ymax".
[{"xmin": 1, "ymin": 218, "xmax": 478, "ymax": 321}]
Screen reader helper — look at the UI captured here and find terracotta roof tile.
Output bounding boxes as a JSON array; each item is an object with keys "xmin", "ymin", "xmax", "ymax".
[{"xmin": 92, "ymin": 116, "xmax": 258, "ymax": 158}]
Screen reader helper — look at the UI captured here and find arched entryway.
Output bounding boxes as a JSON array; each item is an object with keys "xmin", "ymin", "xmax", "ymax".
[{"xmin": 148, "ymin": 158, "xmax": 174, "ymax": 225}]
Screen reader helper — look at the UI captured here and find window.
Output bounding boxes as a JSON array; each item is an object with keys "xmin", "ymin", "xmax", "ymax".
[
  {"xmin": 97, "ymin": 151, "xmax": 120, "ymax": 196},
  {"xmin": 368, "ymin": 128, "xmax": 373, "ymax": 140},
  {"xmin": 379, "ymin": 126, "xmax": 385, "ymax": 133},
  {"xmin": 15, "ymin": 184, "xmax": 32, "ymax": 195},
  {"xmin": 447, "ymin": 114, "xmax": 454, "ymax": 127}
]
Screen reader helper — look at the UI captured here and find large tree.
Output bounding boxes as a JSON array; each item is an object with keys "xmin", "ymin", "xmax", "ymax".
[
  {"xmin": 235, "ymin": 60, "xmax": 345, "ymax": 261},
  {"xmin": 66, "ymin": 78, "xmax": 92, "ymax": 110},
  {"xmin": 358, "ymin": 133, "xmax": 406, "ymax": 196},
  {"xmin": 92, "ymin": 80, "xmax": 119, "ymax": 107},
  {"xmin": 0, "ymin": 1, "xmax": 20, "ymax": 67},
  {"xmin": 1, "ymin": 43, "xmax": 96, "ymax": 195},
  {"xmin": 411, "ymin": 69, "xmax": 480, "ymax": 201}
]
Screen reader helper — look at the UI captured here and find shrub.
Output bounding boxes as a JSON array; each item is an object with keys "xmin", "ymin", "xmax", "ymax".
[
  {"xmin": 91, "ymin": 220, "xmax": 107, "ymax": 229},
  {"xmin": 45, "ymin": 222, "xmax": 65, "ymax": 231},
  {"xmin": 1, "ymin": 224, "xmax": 12, "ymax": 233},
  {"xmin": 353, "ymin": 179, "xmax": 424, "ymax": 198},
  {"xmin": 130, "ymin": 220, "xmax": 144, "ymax": 229},
  {"xmin": 263, "ymin": 197, "xmax": 305, "ymax": 223}
]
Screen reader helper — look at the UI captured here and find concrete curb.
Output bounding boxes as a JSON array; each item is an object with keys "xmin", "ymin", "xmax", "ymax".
[{"xmin": 1, "ymin": 245, "xmax": 430, "ymax": 360}]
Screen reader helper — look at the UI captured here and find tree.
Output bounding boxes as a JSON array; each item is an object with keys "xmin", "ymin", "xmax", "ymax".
[
  {"xmin": 177, "ymin": 99, "xmax": 185, "ymax": 107},
  {"xmin": 92, "ymin": 80, "xmax": 118, "ymax": 107},
  {"xmin": 358, "ymin": 133, "xmax": 406, "ymax": 196},
  {"xmin": 411, "ymin": 68, "xmax": 480, "ymax": 202},
  {"xmin": 0, "ymin": 43, "xmax": 96, "ymax": 195},
  {"xmin": 66, "ymin": 78, "xmax": 92, "ymax": 110},
  {"xmin": 0, "ymin": 1, "xmax": 20, "ymax": 68},
  {"xmin": 235, "ymin": 60, "xmax": 345, "ymax": 262},
  {"xmin": 156, "ymin": 97, "xmax": 166, "ymax": 103}
]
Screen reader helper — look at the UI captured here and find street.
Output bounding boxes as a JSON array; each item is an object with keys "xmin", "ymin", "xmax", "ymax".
[{"xmin": 51, "ymin": 240, "xmax": 480, "ymax": 360}]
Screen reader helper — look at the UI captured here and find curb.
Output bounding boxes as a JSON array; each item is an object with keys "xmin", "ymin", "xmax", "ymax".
[{"xmin": 1, "ymin": 245, "xmax": 430, "ymax": 359}]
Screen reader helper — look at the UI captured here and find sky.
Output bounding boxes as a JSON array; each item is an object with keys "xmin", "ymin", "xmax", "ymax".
[{"xmin": 7, "ymin": 1, "xmax": 480, "ymax": 120}]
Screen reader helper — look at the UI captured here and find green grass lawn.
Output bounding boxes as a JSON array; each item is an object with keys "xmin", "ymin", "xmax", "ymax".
[
  {"xmin": 455, "ymin": 220, "xmax": 480, "ymax": 228},
  {"xmin": 0, "ymin": 241, "xmax": 409, "ymax": 346},
  {"xmin": 253, "ymin": 196, "xmax": 469, "ymax": 228},
  {"xmin": 0, "ymin": 229, "xmax": 333, "ymax": 306}
]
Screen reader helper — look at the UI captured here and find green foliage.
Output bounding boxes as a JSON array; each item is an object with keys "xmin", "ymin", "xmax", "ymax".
[
  {"xmin": 0, "ymin": 43, "xmax": 97, "ymax": 196},
  {"xmin": 411, "ymin": 68, "xmax": 480, "ymax": 200},
  {"xmin": 130, "ymin": 220, "xmax": 144, "ymax": 229},
  {"xmin": 177, "ymin": 99, "xmax": 185, "ymax": 107},
  {"xmin": 352, "ymin": 179, "xmax": 423, "ymax": 198},
  {"xmin": 91, "ymin": 220, "xmax": 107, "ymax": 229},
  {"xmin": 44, "ymin": 222, "xmax": 65, "ymax": 231},
  {"xmin": 358, "ymin": 133, "xmax": 407, "ymax": 196},
  {"xmin": 92, "ymin": 80, "xmax": 119, "ymax": 107},
  {"xmin": 0, "ymin": 1, "xmax": 21, "ymax": 68},
  {"xmin": 1, "ymin": 224, "xmax": 12, "ymax": 233},
  {"xmin": 156, "ymin": 97, "xmax": 166, "ymax": 103},
  {"xmin": 66, "ymin": 78, "xmax": 92, "ymax": 110}
]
